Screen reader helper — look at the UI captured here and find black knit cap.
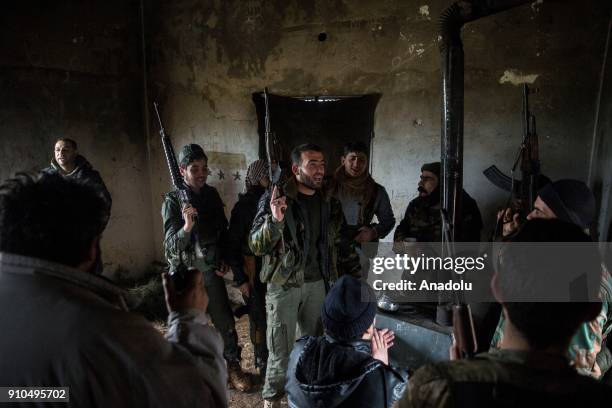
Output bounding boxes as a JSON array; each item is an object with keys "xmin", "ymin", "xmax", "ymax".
[
  {"xmin": 421, "ymin": 162, "xmax": 441, "ymax": 180},
  {"xmin": 321, "ymin": 275, "xmax": 377, "ymax": 341},
  {"xmin": 178, "ymin": 144, "xmax": 207, "ymax": 166},
  {"xmin": 537, "ymin": 179, "xmax": 595, "ymax": 229}
]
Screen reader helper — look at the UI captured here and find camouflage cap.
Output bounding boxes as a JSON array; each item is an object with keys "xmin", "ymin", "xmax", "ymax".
[{"xmin": 178, "ymin": 144, "xmax": 207, "ymax": 165}]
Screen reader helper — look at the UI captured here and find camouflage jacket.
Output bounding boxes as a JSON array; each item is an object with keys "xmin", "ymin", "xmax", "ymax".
[
  {"xmin": 490, "ymin": 265, "xmax": 612, "ymax": 378},
  {"xmin": 249, "ymin": 177, "xmax": 361, "ymax": 287},
  {"xmin": 398, "ymin": 349, "xmax": 612, "ymax": 407},
  {"xmin": 161, "ymin": 185, "xmax": 228, "ymax": 274},
  {"xmin": 394, "ymin": 190, "xmax": 482, "ymax": 243}
]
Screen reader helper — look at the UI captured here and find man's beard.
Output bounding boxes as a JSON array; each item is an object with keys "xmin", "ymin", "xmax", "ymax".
[
  {"xmin": 298, "ymin": 168, "xmax": 322, "ymax": 190},
  {"xmin": 418, "ymin": 186, "xmax": 428, "ymax": 195}
]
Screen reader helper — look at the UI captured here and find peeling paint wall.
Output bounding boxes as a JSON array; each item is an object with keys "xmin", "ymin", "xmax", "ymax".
[
  {"xmin": 1, "ymin": 1, "xmax": 610, "ymax": 272},
  {"xmin": 0, "ymin": 1, "xmax": 156, "ymax": 276},
  {"xmin": 146, "ymin": 0, "xmax": 611, "ymax": 253}
]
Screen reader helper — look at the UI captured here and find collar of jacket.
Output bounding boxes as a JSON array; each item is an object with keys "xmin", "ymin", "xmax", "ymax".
[
  {"xmin": 0, "ymin": 252, "xmax": 130, "ymax": 310},
  {"xmin": 50, "ymin": 155, "xmax": 89, "ymax": 176},
  {"xmin": 324, "ymin": 333, "xmax": 374, "ymax": 355}
]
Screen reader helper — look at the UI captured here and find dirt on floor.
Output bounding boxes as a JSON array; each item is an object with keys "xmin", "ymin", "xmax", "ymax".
[{"xmin": 229, "ymin": 315, "xmax": 289, "ymax": 408}]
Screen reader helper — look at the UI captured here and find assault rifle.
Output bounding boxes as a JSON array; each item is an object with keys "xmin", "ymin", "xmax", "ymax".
[
  {"xmin": 484, "ymin": 84, "xmax": 541, "ymax": 238},
  {"xmin": 154, "ymin": 102, "xmax": 197, "ymax": 292}
]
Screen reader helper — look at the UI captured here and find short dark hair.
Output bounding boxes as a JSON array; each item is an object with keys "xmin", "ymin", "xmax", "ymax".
[
  {"xmin": 497, "ymin": 219, "xmax": 601, "ymax": 349},
  {"xmin": 290, "ymin": 143, "xmax": 323, "ymax": 166},
  {"xmin": 0, "ymin": 172, "xmax": 107, "ymax": 267},
  {"xmin": 55, "ymin": 138, "xmax": 77, "ymax": 150},
  {"xmin": 343, "ymin": 142, "xmax": 368, "ymax": 157}
]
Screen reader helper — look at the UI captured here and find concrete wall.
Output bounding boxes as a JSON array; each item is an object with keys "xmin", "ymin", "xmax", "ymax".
[
  {"xmin": 0, "ymin": 1, "xmax": 156, "ymax": 276},
  {"xmin": 146, "ymin": 0, "xmax": 611, "ymax": 260},
  {"xmin": 1, "ymin": 1, "xmax": 610, "ymax": 272}
]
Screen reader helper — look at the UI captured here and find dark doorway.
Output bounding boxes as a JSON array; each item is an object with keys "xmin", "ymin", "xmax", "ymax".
[{"xmin": 252, "ymin": 93, "xmax": 381, "ymax": 174}]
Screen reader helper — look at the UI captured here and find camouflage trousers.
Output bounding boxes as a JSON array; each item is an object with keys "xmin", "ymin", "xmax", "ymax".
[
  {"xmin": 203, "ymin": 268, "xmax": 241, "ymax": 362},
  {"xmin": 262, "ymin": 279, "xmax": 326, "ymax": 401}
]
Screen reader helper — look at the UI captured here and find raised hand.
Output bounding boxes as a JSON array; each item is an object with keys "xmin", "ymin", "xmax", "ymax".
[{"xmin": 270, "ymin": 185, "xmax": 287, "ymax": 222}]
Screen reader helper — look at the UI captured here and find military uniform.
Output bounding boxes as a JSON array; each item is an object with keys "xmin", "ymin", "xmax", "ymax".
[
  {"xmin": 162, "ymin": 186, "xmax": 241, "ymax": 363},
  {"xmin": 398, "ymin": 349, "xmax": 612, "ymax": 407},
  {"xmin": 489, "ymin": 265, "xmax": 612, "ymax": 378},
  {"xmin": 249, "ymin": 177, "xmax": 361, "ymax": 401},
  {"xmin": 394, "ymin": 190, "xmax": 482, "ymax": 243}
]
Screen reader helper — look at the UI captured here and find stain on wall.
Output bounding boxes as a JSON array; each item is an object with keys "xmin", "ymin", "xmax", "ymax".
[
  {"xmin": 146, "ymin": 0, "xmax": 611, "ymax": 255},
  {"xmin": 2, "ymin": 1, "xmax": 611, "ymax": 270}
]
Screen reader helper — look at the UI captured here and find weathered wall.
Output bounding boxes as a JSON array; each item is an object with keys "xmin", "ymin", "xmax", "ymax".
[
  {"xmin": 0, "ymin": 1, "xmax": 156, "ymax": 275},
  {"xmin": 1, "ymin": 1, "xmax": 610, "ymax": 272},
  {"xmin": 590, "ymin": 13, "xmax": 612, "ymax": 247},
  {"xmin": 146, "ymin": 0, "xmax": 611, "ymax": 259}
]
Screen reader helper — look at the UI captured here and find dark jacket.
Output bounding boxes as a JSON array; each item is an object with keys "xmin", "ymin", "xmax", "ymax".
[
  {"xmin": 227, "ymin": 186, "xmax": 266, "ymax": 286},
  {"xmin": 330, "ymin": 181, "xmax": 396, "ymax": 240},
  {"xmin": 0, "ymin": 252, "xmax": 227, "ymax": 407},
  {"xmin": 394, "ymin": 190, "xmax": 482, "ymax": 242},
  {"xmin": 286, "ymin": 335, "xmax": 408, "ymax": 408},
  {"xmin": 399, "ymin": 349, "xmax": 612, "ymax": 407},
  {"xmin": 43, "ymin": 155, "xmax": 112, "ymax": 226},
  {"xmin": 249, "ymin": 177, "xmax": 361, "ymax": 287},
  {"xmin": 162, "ymin": 185, "xmax": 228, "ymax": 274}
]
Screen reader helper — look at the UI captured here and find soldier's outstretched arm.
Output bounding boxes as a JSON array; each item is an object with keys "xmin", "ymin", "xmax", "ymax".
[{"xmin": 248, "ymin": 189, "xmax": 283, "ymax": 256}]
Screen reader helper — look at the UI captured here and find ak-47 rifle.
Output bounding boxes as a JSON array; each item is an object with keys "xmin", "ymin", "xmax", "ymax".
[
  {"xmin": 484, "ymin": 84, "xmax": 541, "ymax": 238},
  {"xmin": 440, "ymin": 209, "xmax": 478, "ymax": 359},
  {"xmin": 154, "ymin": 102, "xmax": 197, "ymax": 292}
]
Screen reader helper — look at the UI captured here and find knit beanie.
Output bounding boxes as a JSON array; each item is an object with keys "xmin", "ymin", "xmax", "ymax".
[
  {"xmin": 178, "ymin": 144, "xmax": 207, "ymax": 166},
  {"xmin": 537, "ymin": 179, "xmax": 595, "ymax": 229},
  {"xmin": 321, "ymin": 276, "xmax": 377, "ymax": 341}
]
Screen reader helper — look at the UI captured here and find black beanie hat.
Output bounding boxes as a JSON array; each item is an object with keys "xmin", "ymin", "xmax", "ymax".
[
  {"xmin": 179, "ymin": 144, "xmax": 207, "ymax": 167},
  {"xmin": 537, "ymin": 179, "xmax": 595, "ymax": 229},
  {"xmin": 421, "ymin": 162, "xmax": 441, "ymax": 180},
  {"xmin": 321, "ymin": 276, "xmax": 377, "ymax": 341}
]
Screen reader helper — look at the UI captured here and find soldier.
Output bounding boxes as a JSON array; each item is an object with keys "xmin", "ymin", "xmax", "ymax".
[
  {"xmin": 0, "ymin": 173, "xmax": 227, "ymax": 407},
  {"xmin": 394, "ymin": 162, "xmax": 482, "ymax": 243},
  {"xmin": 43, "ymin": 138, "xmax": 111, "ymax": 224},
  {"xmin": 43, "ymin": 137, "xmax": 112, "ymax": 274},
  {"xmin": 227, "ymin": 159, "xmax": 270, "ymax": 376},
  {"xmin": 399, "ymin": 220, "xmax": 612, "ymax": 407},
  {"xmin": 162, "ymin": 143, "xmax": 251, "ymax": 392},
  {"xmin": 329, "ymin": 141, "xmax": 395, "ymax": 244},
  {"xmin": 493, "ymin": 179, "xmax": 612, "ymax": 378},
  {"xmin": 249, "ymin": 143, "xmax": 361, "ymax": 408}
]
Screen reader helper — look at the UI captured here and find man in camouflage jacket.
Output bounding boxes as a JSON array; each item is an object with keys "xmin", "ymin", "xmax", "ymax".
[
  {"xmin": 394, "ymin": 162, "xmax": 482, "ymax": 243},
  {"xmin": 249, "ymin": 144, "xmax": 360, "ymax": 407},
  {"xmin": 162, "ymin": 143, "xmax": 251, "ymax": 392},
  {"xmin": 399, "ymin": 220, "xmax": 612, "ymax": 407}
]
